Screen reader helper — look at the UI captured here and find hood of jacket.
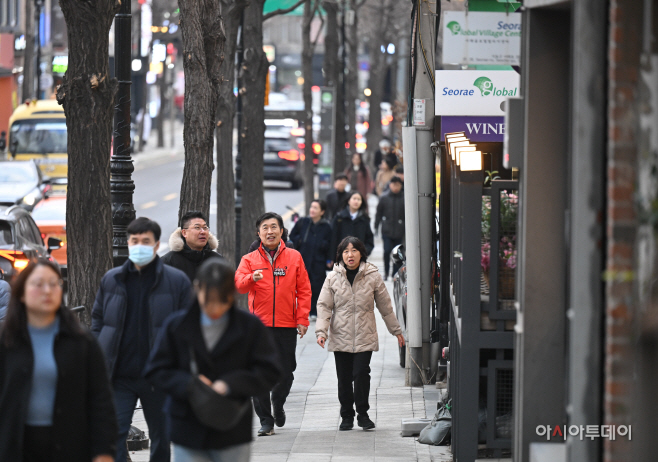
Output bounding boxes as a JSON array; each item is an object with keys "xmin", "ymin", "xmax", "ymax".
[{"xmin": 168, "ymin": 228, "xmax": 219, "ymax": 253}]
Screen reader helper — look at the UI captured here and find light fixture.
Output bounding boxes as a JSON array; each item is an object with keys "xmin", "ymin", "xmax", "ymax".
[
  {"xmin": 454, "ymin": 145, "xmax": 476, "ymax": 166},
  {"xmin": 449, "ymin": 139, "xmax": 470, "ymax": 161},
  {"xmin": 460, "ymin": 151, "xmax": 483, "ymax": 171}
]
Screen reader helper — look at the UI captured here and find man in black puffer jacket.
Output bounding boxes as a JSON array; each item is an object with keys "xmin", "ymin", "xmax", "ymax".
[
  {"xmin": 162, "ymin": 211, "xmax": 224, "ymax": 283},
  {"xmin": 375, "ymin": 176, "xmax": 405, "ymax": 279},
  {"xmin": 92, "ymin": 217, "xmax": 192, "ymax": 462}
]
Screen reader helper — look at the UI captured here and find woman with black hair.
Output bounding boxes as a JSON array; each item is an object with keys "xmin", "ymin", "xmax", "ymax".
[
  {"xmin": 315, "ymin": 237, "xmax": 404, "ymax": 431},
  {"xmin": 344, "ymin": 153, "xmax": 374, "ymax": 198},
  {"xmin": 144, "ymin": 259, "xmax": 281, "ymax": 461},
  {"xmin": 330, "ymin": 191, "xmax": 375, "ymax": 261},
  {"xmin": 0, "ymin": 259, "xmax": 117, "ymax": 462}
]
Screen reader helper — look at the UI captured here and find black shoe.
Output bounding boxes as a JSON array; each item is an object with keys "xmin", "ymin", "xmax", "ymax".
[
  {"xmin": 357, "ymin": 414, "xmax": 375, "ymax": 430},
  {"xmin": 339, "ymin": 418, "xmax": 354, "ymax": 431},
  {"xmin": 258, "ymin": 424, "xmax": 275, "ymax": 436},
  {"xmin": 273, "ymin": 405, "xmax": 286, "ymax": 427}
]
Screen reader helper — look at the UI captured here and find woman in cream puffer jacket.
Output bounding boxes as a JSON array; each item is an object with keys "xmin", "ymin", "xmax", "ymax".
[{"xmin": 315, "ymin": 236, "xmax": 404, "ymax": 431}]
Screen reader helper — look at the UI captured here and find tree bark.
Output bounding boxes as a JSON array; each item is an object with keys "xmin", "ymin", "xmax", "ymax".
[
  {"xmin": 57, "ymin": 0, "xmax": 118, "ymax": 320},
  {"xmin": 322, "ymin": 0, "xmax": 346, "ymax": 175},
  {"xmin": 216, "ymin": 0, "xmax": 247, "ymax": 262},
  {"xmin": 345, "ymin": 0, "xmax": 359, "ymax": 156},
  {"xmin": 239, "ymin": 0, "xmax": 267, "ymax": 255},
  {"xmin": 302, "ymin": 0, "xmax": 315, "ymax": 210},
  {"xmin": 22, "ymin": 0, "xmax": 34, "ymax": 101},
  {"xmin": 177, "ymin": 0, "xmax": 225, "ymax": 223}
]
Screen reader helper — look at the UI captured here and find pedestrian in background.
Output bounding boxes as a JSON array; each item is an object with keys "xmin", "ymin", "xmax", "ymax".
[
  {"xmin": 162, "ymin": 211, "xmax": 224, "ymax": 283},
  {"xmin": 375, "ymin": 176, "xmax": 406, "ymax": 280},
  {"xmin": 290, "ymin": 199, "xmax": 333, "ymax": 321},
  {"xmin": 344, "ymin": 153, "xmax": 373, "ymax": 199},
  {"xmin": 144, "ymin": 259, "xmax": 281, "ymax": 462},
  {"xmin": 235, "ymin": 212, "xmax": 312, "ymax": 436},
  {"xmin": 316, "ymin": 237, "xmax": 404, "ymax": 431},
  {"xmin": 374, "ymin": 157, "xmax": 397, "ymax": 197},
  {"xmin": 0, "ymin": 259, "xmax": 117, "ymax": 462},
  {"xmin": 330, "ymin": 191, "xmax": 374, "ymax": 260},
  {"xmin": 372, "ymin": 139, "xmax": 392, "ymax": 181},
  {"xmin": 0, "ymin": 269, "xmax": 10, "ymax": 322},
  {"xmin": 92, "ymin": 217, "xmax": 192, "ymax": 462},
  {"xmin": 325, "ymin": 174, "xmax": 350, "ymax": 220}
]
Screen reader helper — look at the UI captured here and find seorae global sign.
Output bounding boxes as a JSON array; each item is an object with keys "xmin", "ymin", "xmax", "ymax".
[{"xmin": 436, "ymin": 70, "xmax": 521, "ymax": 116}]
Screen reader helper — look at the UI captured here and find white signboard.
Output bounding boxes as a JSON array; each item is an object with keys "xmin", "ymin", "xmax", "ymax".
[
  {"xmin": 442, "ymin": 11, "xmax": 521, "ymax": 66},
  {"xmin": 435, "ymin": 70, "xmax": 520, "ymax": 116},
  {"xmin": 413, "ymin": 99, "xmax": 426, "ymax": 126}
]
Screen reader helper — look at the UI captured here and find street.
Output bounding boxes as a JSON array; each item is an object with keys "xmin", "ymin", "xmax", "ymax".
[{"xmin": 132, "ymin": 130, "xmax": 304, "ymax": 255}]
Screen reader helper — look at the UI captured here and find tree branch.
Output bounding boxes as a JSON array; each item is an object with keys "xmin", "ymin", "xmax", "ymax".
[
  {"xmin": 310, "ymin": 2, "xmax": 325, "ymax": 54},
  {"xmin": 263, "ymin": 0, "xmax": 306, "ymax": 21}
]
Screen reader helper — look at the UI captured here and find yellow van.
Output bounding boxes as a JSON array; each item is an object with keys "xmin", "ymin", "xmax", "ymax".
[{"xmin": 7, "ymin": 100, "xmax": 68, "ymax": 179}]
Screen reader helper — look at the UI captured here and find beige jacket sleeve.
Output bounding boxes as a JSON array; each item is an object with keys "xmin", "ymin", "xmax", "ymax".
[
  {"xmin": 373, "ymin": 274, "xmax": 402, "ymax": 336},
  {"xmin": 315, "ymin": 276, "xmax": 334, "ymax": 340}
]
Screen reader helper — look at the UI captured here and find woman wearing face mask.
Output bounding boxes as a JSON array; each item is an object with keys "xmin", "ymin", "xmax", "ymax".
[
  {"xmin": 289, "ymin": 200, "xmax": 333, "ymax": 320},
  {"xmin": 144, "ymin": 259, "xmax": 281, "ymax": 462},
  {"xmin": 343, "ymin": 153, "xmax": 374, "ymax": 199},
  {"xmin": 315, "ymin": 237, "xmax": 404, "ymax": 431},
  {"xmin": 330, "ymin": 191, "xmax": 374, "ymax": 262},
  {"xmin": 0, "ymin": 259, "xmax": 118, "ymax": 461}
]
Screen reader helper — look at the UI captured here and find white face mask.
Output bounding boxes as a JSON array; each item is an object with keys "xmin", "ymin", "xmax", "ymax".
[{"xmin": 128, "ymin": 244, "xmax": 156, "ymax": 267}]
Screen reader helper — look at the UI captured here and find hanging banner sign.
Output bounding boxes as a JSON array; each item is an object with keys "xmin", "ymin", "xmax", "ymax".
[
  {"xmin": 442, "ymin": 11, "xmax": 522, "ymax": 66},
  {"xmin": 441, "ymin": 116, "xmax": 505, "ymax": 142},
  {"xmin": 435, "ymin": 70, "xmax": 520, "ymax": 116}
]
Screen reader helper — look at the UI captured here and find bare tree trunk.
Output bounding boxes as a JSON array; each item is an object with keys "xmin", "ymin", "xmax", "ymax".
[
  {"xmin": 366, "ymin": 44, "xmax": 385, "ymax": 158},
  {"xmin": 322, "ymin": 0, "xmax": 346, "ymax": 175},
  {"xmin": 216, "ymin": 0, "xmax": 247, "ymax": 261},
  {"xmin": 345, "ymin": 0, "xmax": 359, "ymax": 155},
  {"xmin": 239, "ymin": 0, "xmax": 267, "ymax": 255},
  {"xmin": 22, "ymin": 0, "xmax": 34, "ymax": 101},
  {"xmin": 57, "ymin": 0, "xmax": 117, "ymax": 318},
  {"xmin": 177, "ymin": 0, "xmax": 225, "ymax": 222},
  {"xmin": 302, "ymin": 0, "xmax": 315, "ymax": 210},
  {"xmin": 157, "ymin": 70, "xmax": 166, "ymax": 148}
]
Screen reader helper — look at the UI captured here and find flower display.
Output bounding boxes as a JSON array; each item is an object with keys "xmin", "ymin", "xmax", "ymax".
[{"xmin": 481, "ymin": 191, "xmax": 519, "ymax": 273}]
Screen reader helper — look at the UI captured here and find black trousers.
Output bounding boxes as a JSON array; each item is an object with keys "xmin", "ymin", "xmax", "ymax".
[
  {"xmin": 253, "ymin": 327, "xmax": 298, "ymax": 426},
  {"xmin": 383, "ymin": 236, "xmax": 403, "ymax": 278},
  {"xmin": 23, "ymin": 426, "xmax": 54, "ymax": 462},
  {"xmin": 334, "ymin": 351, "xmax": 373, "ymax": 419}
]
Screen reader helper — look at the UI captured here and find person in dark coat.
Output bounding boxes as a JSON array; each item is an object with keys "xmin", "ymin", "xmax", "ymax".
[
  {"xmin": 289, "ymin": 199, "xmax": 333, "ymax": 319},
  {"xmin": 330, "ymin": 191, "xmax": 374, "ymax": 261},
  {"xmin": 0, "ymin": 259, "xmax": 117, "ymax": 462},
  {"xmin": 325, "ymin": 174, "xmax": 350, "ymax": 220},
  {"xmin": 162, "ymin": 211, "xmax": 224, "ymax": 283},
  {"xmin": 375, "ymin": 176, "xmax": 406, "ymax": 279},
  {"xmin": 144, "ymin": 259, "xmax": 281, "ymax": 462},
  {"xmin": 92, "ymin": 217, "xmax": 192, "ymax": 462}
]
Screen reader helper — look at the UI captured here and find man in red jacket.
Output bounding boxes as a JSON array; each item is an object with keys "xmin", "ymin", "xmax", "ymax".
[{"xmin": 235, "ymin": 212, "xmax": 312, "ymax": 436}]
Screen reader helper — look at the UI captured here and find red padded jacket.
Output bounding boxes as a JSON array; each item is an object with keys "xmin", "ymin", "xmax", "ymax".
[{"xmin": 235, "ymin": 242, "xmax": 312, "ymax": 328}]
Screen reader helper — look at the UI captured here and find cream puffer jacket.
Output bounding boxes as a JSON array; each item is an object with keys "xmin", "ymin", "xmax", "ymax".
[{"xmin": 315, "ymin": 261, "xmax": 402, "ymax": 353}]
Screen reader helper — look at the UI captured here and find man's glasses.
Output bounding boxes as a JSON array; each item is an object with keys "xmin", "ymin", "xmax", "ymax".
[{"xmin": 184, "ymin": 226, "xmax": 210, "ymax": 232}]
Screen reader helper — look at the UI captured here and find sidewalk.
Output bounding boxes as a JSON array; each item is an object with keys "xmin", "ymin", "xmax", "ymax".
[{"xmin": 127, "ymin": 196, "xmax": 453, "ymax": 461}]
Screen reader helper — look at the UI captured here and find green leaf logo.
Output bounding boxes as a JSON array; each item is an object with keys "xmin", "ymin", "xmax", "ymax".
[
  {"xmin": 473, "ymin": 77, "xmax": 493, "ymax": 96},
  {"xmin": 447, "ymin": 21, "xmax": 461, "ymax": 35}
]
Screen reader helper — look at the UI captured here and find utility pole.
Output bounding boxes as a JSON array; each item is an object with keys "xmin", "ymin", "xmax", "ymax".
[
  {"xmin": 35, "ymin": 0, "xmax": 44, "ymax": 99},
  {"xmin": 404, "ymin": 0, "xmax": 436, "ymax": 387},
  {"xmin": 22, "ymin": 0, "xmax": 34, "ymax": 101}
]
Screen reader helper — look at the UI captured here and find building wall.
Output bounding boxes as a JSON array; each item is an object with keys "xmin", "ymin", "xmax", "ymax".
[{"xmin": 605, "ymin": 0, "xmax": 643, "ymax": 461}]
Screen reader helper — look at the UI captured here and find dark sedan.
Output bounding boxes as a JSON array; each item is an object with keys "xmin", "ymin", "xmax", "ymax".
[{"xmin": 0, "ymin": 160, "xmax": 50, "ymax": 211}]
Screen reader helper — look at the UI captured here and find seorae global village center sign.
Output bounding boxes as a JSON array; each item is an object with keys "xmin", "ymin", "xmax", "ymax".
[
  {"xmin": 435, "ymin": 70, "xmax": 520, "ymax": 117},
  {"xmin": 446, "ymin": 20, "xmax": 522, "ymax": 39}
]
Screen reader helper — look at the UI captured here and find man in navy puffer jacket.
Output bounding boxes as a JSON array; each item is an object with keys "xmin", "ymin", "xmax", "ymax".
[{"xmin": 92, "ymin": 217, "xmax": 192, "ymax": 462}]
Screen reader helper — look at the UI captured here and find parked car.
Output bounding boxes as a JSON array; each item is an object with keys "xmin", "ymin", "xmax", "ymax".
[
  {"xmin": 0, "ymin": 205, "xmax": 62, "ymax": 280},
  {"xmin": 0, "ymin": 160, "xmax": 51, "ymax": 211},
  {"xmin": 32, "ymin": 195, "xmax": 67, "ymax": 270}
]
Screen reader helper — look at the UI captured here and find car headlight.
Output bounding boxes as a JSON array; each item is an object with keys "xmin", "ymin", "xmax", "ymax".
[{"xmin": 23, "ymin": 193, "xmax": 37, "ymax": 206}]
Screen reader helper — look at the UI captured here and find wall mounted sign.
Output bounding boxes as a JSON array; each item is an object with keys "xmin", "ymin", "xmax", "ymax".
[
  {"xmin": 441, "ymin": 116, "xmax": 505, "ymax": 142},
  {"xmin": 435, "ymin": 70, "xmax": 520, "ymax": 116}
]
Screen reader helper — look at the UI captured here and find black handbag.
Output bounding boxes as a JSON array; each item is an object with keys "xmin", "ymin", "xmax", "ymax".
[{"xmin": 187, "ymin": 346, "xmax": 251, "ymax": 432}]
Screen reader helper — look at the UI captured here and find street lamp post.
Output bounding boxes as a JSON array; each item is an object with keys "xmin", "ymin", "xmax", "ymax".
[
  {"xmin": 34, "ymin": 0, "xmax": 44, "ymax": 99},
  {"xmin": 111, "ymin": 0, "xmax": 136, "ymax": 267}
]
